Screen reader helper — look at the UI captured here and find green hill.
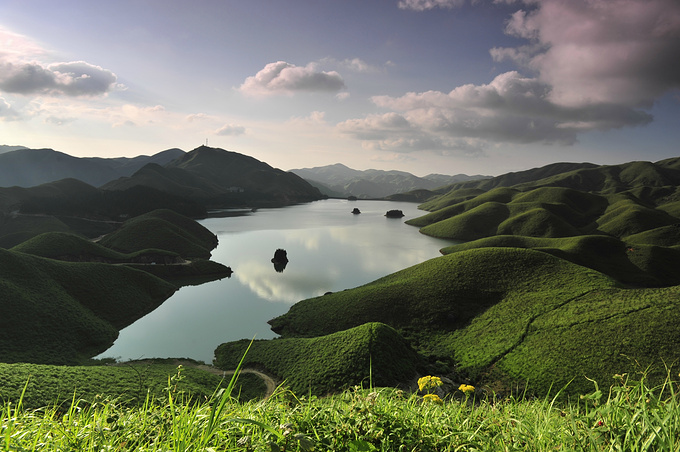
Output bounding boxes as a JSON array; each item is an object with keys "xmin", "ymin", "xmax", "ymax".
[
  {"xmin": 214, "ymin": 323, "xmax": 420, "ymax": 396},
  {"xmin": 97, "ymin": 209, "xmax": 218, "ymax": 259},
  {"xmin": 260, "ymin": 247, "xmax": 680, "ymax": 396},
  {"xmin": 11, "ymin": 231, "xmax": 178, "ymax": 262},
  {"xmin": 0, "ymin": 361, "xmax": 263, "ymax": 409},
  {"xmin": 0, "ymin": 248, "xmax": 175, "ymax": 364}
]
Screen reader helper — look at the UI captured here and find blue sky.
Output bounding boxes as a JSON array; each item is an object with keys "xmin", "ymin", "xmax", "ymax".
[{"xmin": 1, "ymin": 0, "xmax": 679, "ymax": 176}]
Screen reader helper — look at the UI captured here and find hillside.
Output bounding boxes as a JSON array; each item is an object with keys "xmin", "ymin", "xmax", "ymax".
[
  {"xmin": 0, "ymin": 147, "xmax": 185, "ymax": 188},
  {"xmin": 212, "ymin": 155, "xmax": 680, "ymax": 398},
  {"xmin": 0, "ymin": 179, "xmax": 206, "ymax": 248},
  {"xmin": 0, "ymin": 247, "xmax": 176, "ymax": 364},
  {"xmin": 289, "ymin": 163, "xmax": 489, "ymax": 199},
  {"xmin": 258, "ymin": 247, "xmax": 680, "ymax": 396},
  {"xmin": 104, "ymin": 146, "xmax": 324, "ymax": 207},
  {"xmin": 1, "ymin": 209, "xmax": 230, "ymax": 364}
]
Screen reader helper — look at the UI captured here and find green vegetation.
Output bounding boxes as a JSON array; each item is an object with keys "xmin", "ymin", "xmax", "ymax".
[
  {"xmin": 1, "ymin": 208, "xmax": 228, "ymax": 365},
  {"xmin": 0, "ymin": 362, "xmax": 264, "ymax": 409},
  {"xmin": 214, "ymin": 323, "xmax": 420, "ymax": 396},
  {"xmin": 11, "ymin": 231, "xmax": 180, "ymax": 263},
  {"xmin": 98, "ymin": 209, "xmax": 218, "ymax": 259},
  {"xmin": 255, "ymin": 157, "xmax": 680, "ymax": 396},
  {"xmin": 268, "ymin": 247, "xmax": 680, "ymax": 396},
  {"xmin": 2, "ymin": 368, "xmax": 679, "ymax": 451},
  {"xmin": 0, "ymin": 247, "xmax": 175, "ymax": 364},
  {"xmin": 440, "ymin": 234, "xmax": 680, "ymax": 286}
]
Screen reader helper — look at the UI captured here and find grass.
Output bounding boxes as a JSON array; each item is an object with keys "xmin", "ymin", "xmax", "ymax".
[
  {"xmin": 0, "ymin": 247, "xmax": 176, "ymax": 364},
  {"xmin": 0, "ymin": 362, "xmax": 265, "ymax": 409},
  {"xmin": 11, "ymin": 231, "xmax": 181, "ymax": 263},
  {"xmin": 263, "ymin": 247, "xmax": 680, "ymax": 397},
  {"xmin": 97, "ymin": 209, "xmax": 218, "ymax": 259},
  {"xmin": 440, "ymin": 234, "xmax": 680, "ymax": 286},
  {"xmin": 2, "ymin": 367, "xmax": 679, "ymax": 451},
  {"xmin": 214, "ymin": 323, "xmax": 420, "ymax": 396}
]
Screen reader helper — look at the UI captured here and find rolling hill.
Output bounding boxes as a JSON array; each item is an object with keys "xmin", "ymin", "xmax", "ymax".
[
  {"xmin": 213, "ymin": 155, "xmax": 680, "ymax": 398},
  {"xmin": 2, "ymin": 208, "xmax": 230, "ymax": 364}
]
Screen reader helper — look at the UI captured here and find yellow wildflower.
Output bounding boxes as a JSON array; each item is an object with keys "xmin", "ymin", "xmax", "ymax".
[
  {"xmin": 418, "ymin": 376, "xmax": 443, "ymax": 391},
  {"xmin": 458, "ymin": 384, "xmax": 475, "ymax": 394},
  {"xmin": 423, "ymin": 394, "xmax": 443, "ymax": 404}
]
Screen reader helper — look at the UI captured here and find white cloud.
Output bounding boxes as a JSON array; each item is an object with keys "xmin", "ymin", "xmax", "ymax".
[
  {"xmin": 44, "ymin": 115, "xmax": 76, "ymax": 126},
  {"xmin": 239, "ymin": 61, "xmax": 346, "ymax": 96},
  {"xmin": 215, "ymin": 123, "xmax": 246, "ymax": 136},
  {"xmin": 398, "ymin": 0, "xmax": 465, "ymax": 11},
  {"xmin": 0, "ymin": 96, "xmax": 20, "ymax": 120}
]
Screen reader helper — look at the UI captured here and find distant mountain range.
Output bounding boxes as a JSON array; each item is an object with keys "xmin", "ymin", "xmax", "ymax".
[
  {"xmin": 289, "ymin": 163, "xmax": 489, "ymax": 199},
  {"xmin": 0, "ymin": 147, "xmax": 185, "ymax": 187},
  {"xmin": 0, "ymin": 146, "xmax": 325, "ymax": 247}
]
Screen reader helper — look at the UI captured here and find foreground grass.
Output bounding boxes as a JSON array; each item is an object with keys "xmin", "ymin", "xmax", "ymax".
[{"xmin": 2, "ymin": 369, "xmax": 679, "ymax": 451}]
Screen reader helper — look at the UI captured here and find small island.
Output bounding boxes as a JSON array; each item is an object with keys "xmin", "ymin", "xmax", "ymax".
[{"xmin": 385, "ymin": 209, "xmax": 405, "ymax": 218}]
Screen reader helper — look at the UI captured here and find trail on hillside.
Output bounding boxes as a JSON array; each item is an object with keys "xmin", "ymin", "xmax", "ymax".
[{"xmin": 113, "ymin": 359, "xmax": 278, "ymax": 399}]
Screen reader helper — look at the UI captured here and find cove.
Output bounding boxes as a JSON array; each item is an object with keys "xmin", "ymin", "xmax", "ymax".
[{"xmin": 98, "ymin": 199, "xmax": 456, "ymax": 363}]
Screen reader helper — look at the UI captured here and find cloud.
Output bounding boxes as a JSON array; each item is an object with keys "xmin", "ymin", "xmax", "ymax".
[
  {"xmin": 344, "ymin": 0, "xmax": 674, "ymax": 154},
  {"xmin": 398, "ymin": 0, "xmax": 465, "ymax": 11},
  {"xmin": 44, "ymin": 115, "xmax": 76, "ymax": 126},
  {"xmin": 0, "ymin": 60, "xmax": 118, "ymax": 97},
  {"xmin": 492, "ymin": 0, "xmax": 680, "ymax": 108},
  {"xmin": 215, "ymin": 123, "xmax": 246, "ymax": 136},
  {"xmin": 0, "ymin": 26, "xmax": 118, "ymax": 98},
  {"xmin": 339, "ymin": 71, "xmax": 652, "ymax": 152},
  {"xmin": 239, "ymin": 61, "xmax": 346, "ymax": 96},
  {"xmin": 319, "ymin": 57, "xmax": 386, "ymax": 73},
  {"xmin": 0, "ymin": 97, "xmax": 20, "ymax": 120}
]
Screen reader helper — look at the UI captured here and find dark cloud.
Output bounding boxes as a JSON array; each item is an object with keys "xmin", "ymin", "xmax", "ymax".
[
  {"xmin": 494, "ymin": 0, "xmax": 680, "ymax": 108},
  {"xmin": 339, "ymin": 71, "xmax": 653, "ymax": 152},
  {"xmin": 342, "ymin": 0, "xmax": 671, "ymax": 154},
  {"xmin": 0, "ymin": 60, "xmax": 117, "ymax": 96},
  {"xmin": 239, "ymin": 61, "xmax": 346, "ymax": 96}
]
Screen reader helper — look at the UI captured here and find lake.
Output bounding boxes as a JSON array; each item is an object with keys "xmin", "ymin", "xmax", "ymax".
[{"xmin": 98, "ymin": 199, "xmax": 456, "ymax": 363}]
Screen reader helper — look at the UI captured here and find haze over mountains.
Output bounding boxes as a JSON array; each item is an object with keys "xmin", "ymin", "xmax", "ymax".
[
  {"xmin": 290, "ymin": 163, "xmax": 489, "ymax": 199},
  {"xmin": 0, "ymin": 146, "xmax": 486, "ymax": 200}
]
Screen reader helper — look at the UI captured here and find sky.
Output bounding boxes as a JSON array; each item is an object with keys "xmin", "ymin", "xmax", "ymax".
[{"xmin": 0, "ymin": 0, "xmax": 679, "ymax": 177}]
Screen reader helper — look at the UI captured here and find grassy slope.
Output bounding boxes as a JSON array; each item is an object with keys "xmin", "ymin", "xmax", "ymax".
[
  {"xmin": 440, "ymin": 234, "xmax": 680, "ymax": 286},
  {"xmin": 98, "ymin": 209, "xmax": 217, "ymax": 259},
  {"xmin": 214, "ymin": 323, "xmax": 420, "ymax": 396},
  {"xmin": 0, "ymin": 248, "xmax": 175, "ymax": 364},
  {"xmin": 266, "ymin": 247, "xmax": 680, "ymax": 395},
  {"xmin": 0, "ymin": 362, "xmax": 265, "ymax": 409},
  {"xmin": 11, "ymin": 231, "xmax": 178, "ymax": 262}
]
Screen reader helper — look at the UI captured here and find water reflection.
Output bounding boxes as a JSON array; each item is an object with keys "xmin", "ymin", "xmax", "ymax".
[{"xmin": 98, "ymin": 199, "xmax": 457, "ymax": 363}]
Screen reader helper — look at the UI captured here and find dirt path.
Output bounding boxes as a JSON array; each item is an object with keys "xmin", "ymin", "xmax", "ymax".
[
  {"xmin": 113, "ymin": 359, "xmax": 278, "ymax": 399},
  {"xmin": 194, "ymin": 364, "xmax": 278, "ymax": 399}
]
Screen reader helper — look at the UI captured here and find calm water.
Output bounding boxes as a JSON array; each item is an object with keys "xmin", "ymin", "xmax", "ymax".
[{"xmin": 98, "ymin": 199, "xmax": 455, "ymax": 363}]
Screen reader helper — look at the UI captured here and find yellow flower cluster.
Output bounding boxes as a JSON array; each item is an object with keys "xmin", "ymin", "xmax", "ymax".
[
  {"xmin": 418, "ymin": 376, "xmax": 443, "ymax": 392},
  {"xmin": 422, "ymin": 394, "xmax": 443, "ymax": 404},
  {"xmin": 458, "ymin": 384, "xmax": 475, "ymax": 394}
]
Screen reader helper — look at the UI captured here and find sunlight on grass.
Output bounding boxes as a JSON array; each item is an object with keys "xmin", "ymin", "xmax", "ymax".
[{"xmin": 2, "ymin": 367, "xmax": 679, "ymax": 451}]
